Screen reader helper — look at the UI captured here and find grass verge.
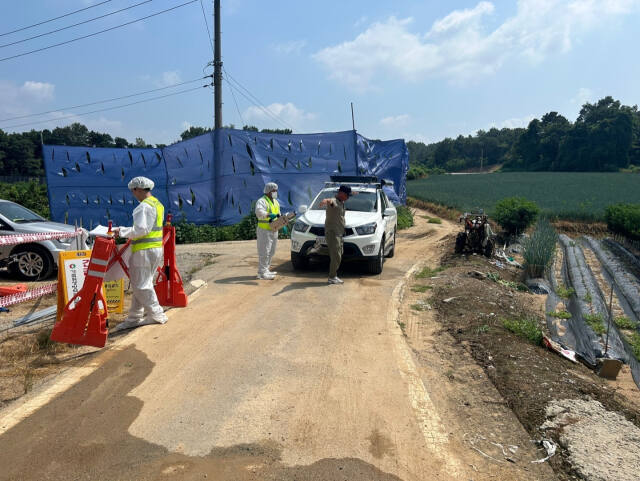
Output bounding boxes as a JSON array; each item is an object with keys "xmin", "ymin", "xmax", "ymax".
[
  {"xmin": 415, "ymin": 266, "xmax": 446, "ymax": 278},
  {"xmin": 396, "ymin": 206, "xmax": 414, "ymax": 230}
]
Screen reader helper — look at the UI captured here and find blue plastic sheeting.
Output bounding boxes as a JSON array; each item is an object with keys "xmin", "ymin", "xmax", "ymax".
[{"xmin": 43, "ymin": 128, "xmax": 408, "ymax": 227}]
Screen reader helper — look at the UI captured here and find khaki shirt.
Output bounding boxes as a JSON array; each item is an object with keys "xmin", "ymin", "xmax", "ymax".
[{"xmin": 324, "ymin": 198, "xmax": 345, "ymax": 233}]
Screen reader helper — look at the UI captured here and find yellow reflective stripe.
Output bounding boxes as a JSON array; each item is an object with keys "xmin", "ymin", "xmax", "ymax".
[
  {"xmin": 131, "ymin": 237, "xmax": 163, "ymax": 245},
  {"xmin": 132, "ymin": 196, "xmax": 165, "ymax": 251}
]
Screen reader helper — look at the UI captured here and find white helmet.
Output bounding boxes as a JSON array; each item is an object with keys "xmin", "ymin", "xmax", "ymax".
[
  {"xmin": 264, "ymin": 182, "xmax": 278, "ymax": 194},
  {"xmin": 128, "ymin": 176, "xmax": 155, "ymax": 190}
]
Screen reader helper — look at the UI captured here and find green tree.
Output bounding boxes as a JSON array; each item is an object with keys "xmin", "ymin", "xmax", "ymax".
[{"xmin": 493, "ymin": 197, "xmax": 540, "ymax": 235}]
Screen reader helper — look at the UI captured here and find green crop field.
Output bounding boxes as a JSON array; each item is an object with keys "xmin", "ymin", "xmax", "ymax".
[{"xmin": 407, "ymin": 172, "xmax": 640, "ymax": 221}]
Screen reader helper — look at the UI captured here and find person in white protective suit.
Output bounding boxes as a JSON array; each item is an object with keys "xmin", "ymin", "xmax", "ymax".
[
  {"xmin": 114, "ymin": 176, "xmax": 168, "ymax": 327},
  {"xmin": 255, "ymin": 182, "xmax": 285, "ymax": 280}
]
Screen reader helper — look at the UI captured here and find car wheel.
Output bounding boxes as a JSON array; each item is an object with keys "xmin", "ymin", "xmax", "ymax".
[
  {"xmin": 366, "ymin": 238, "xmax": 384, "ymax": 275},
  {"xmin": 10, "ymin": 245, "xmax": 54, "ymax": 280},
  {"xmin": 386, "ymin": 230, "xmax": 396, "ymax": 258},
  {"xmin": 291, "ymin": 251, "xmax": 309, "ymax": 270}
]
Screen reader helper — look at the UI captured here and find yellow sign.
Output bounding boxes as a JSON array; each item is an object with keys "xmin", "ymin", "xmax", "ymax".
[{"xmin": 104, "ymin": 279, "xmax": 124, "ymax": 313}]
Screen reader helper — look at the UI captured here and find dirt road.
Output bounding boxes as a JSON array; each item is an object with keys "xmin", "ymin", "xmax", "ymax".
[{"xmin": 0, "ymin": 214, "xmax": 554, "ymax": 480}]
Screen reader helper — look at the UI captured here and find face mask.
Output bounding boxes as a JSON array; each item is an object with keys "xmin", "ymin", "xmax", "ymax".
[{"xmin": 271, "ymin": 192, "xmax": 278, "ymax": 200}]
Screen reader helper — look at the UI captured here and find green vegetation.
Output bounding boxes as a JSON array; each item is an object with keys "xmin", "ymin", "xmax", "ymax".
[
  {"xmin": 396, "ymin": 206, "xmax": 414, "ymax": 230},
  {"xmin": 175, "ymin": 211, "xmax": 281, "ymax": 244},
  {"xmin": 427, "ymin": 217, "xmax": 442, "ymax": 224},
  {"xmin": 605, "ymin": 203, "xmax": 640, "ymax": 240},
  {"xmin": 614, "ymin": 316, "xmax": 638, "ymax": 330},
  {"xmin": 415, "ymin": 266, "xmax": 446, "ymax": 278},
  {"xmin": 407, "ymin": 172, "xmax": 640, "ymax": 222},
  {"xmin": 583, "ymin": 313, "xmax": 606, "ymax": 335},
  {"xmin": 548, "ymin": 311, "xmax": 572, "ymax": 319},
  {"xmin": 0, "ymin": 181, "xmax": 50, "ymax": 218},
  {"xmin": 487, "ymin": 272, "xmax": 528, "ymax": 291},
  {"xmin": 583, "ymin": 293, "xmax": 592, "ymax": 303},
  {"xmin": 492, "ymin": 197, "xmax": 540, "ymax": 235},
  {"xmin": 411, "ymin": 302, "xmax": 431, "ymax": 312},
  {"xmin": 556, "ymin": 284, "xmax": 576, "ymax": 299},
  {"xmin": 503, "ymin": 317, "xmax": 543, "ymax": 345},
  {"xmin": 626, "ymin": 332, "xmax": 640, "ymax": 361},
  {"xmin": 407, "ymin": 96, "xmax": 640, "ymax": 174},
  {"xmin": 411, "ymin": 285, "xmax": 433, "ymax": 293},
  {"xmin": 522, "ymin": 218, "xmax": 558, "ymax": 278}
]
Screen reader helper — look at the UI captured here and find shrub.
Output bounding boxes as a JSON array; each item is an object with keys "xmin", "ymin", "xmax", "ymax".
[
  {"xmin": 503, "ymin": 317, "xmax": 543, "ymax": 345},
  {"xmin": 396, "ymin": 206, "xmax": 414, "ymax": 230},
  {"xmin": 0, "ymin": 181, "xmax": 50, "ymax": 218},
  {"xmin": 427, "ymin": 217, "xmax": 442, "ymax": 224},
  {"xmin": 626, "ymin": 332, "xmax": 640, "ymax": 360},
  {"xmin": 492, "ymin": 197, "xmax": 540, "ymax": 235},
  {"xmin": 522, "ymin": 218, "xmax": 558, "ymax": 278},
  {"xmin": 605, "ymin": 203, "xmax": 640, "ymax": 240}
]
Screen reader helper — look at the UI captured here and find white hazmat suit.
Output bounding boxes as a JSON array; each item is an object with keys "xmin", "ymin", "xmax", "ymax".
[
  {"xmin": 255, "ymin": 184, "xmax": 279, "ymax": 279},
  {"xmin": 118, "ymin": 196, "xmax": 167, "ymax": 325}
]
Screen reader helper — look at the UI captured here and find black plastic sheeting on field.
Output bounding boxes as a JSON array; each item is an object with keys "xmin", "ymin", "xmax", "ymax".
[
  {"xmin": 602, "ymin": 238, "xmax": 640, "ymax": 284},
  {"xmin": 584, "ymin": 236, "xmax": 640, "ymax": 323},
  {"xmin": 546, "ymin": 236, "xmax": 627, "ymax": 366}
]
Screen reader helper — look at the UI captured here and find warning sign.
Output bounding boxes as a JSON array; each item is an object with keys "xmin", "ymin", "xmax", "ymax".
[{"xmin": 104, "ymin": 279, "xmax": 124, "ymax": 313}]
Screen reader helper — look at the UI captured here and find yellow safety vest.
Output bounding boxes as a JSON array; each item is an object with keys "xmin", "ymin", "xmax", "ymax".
[
  {"xmin": 131, "ymin": 196, "xmax": 164, "ymax": 253},
  {"xmin": 257, "ymin": 195, "xmax": 280, "ymax": 230}
]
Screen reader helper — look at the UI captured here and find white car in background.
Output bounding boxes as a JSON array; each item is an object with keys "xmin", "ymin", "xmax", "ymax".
[
  {"xmin": 290, "ymin": 176, "xmax": 398, "ymax": 274},
  {"xmin": 0, "ymin": 199, "xmax": 80, "ymax": 280}
]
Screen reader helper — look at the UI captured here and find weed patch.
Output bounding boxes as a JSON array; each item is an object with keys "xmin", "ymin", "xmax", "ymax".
[
  {"xmin": 416, "ymin": 266, "xmax": 445, "ymax": 278},
  {"xmin": 584, "ymin": 313, "xmax": 606, "ymax": 335},
  {"xmin": 548, "ymin": 311, "xmax": 572, "ymax": 319},
  {"xmin": 411, "ymin": 285, "xmax": 433, "ymax": 293},
  {"xmin": 556, "ymin": 284, "xmax": 576, "ymax": 299},
  {"xmin": 615, "ymin": 316, "xmax": 638, "ymax": 330},
  {"xmin": 502, "ymin": 317, "xmax": 543, "ymax": 345}
]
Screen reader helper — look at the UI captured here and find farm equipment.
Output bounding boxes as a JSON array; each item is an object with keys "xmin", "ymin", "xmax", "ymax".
[{"xmin": 455, "ymin": 210, "xmax": 495, "ymax": 257}]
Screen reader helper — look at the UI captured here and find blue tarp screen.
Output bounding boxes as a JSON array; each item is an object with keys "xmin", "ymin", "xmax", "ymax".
[{"xmin": 43, "ymin": 128, "xmax": 408, "ymax": 227}]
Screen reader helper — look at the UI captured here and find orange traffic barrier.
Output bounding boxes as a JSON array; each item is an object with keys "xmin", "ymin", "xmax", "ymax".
[
  {"xmin": 155, "ymin": 214, "xmax": 188, "ymax": 308},
  {"xmin": 0, "ymin": 284, "xmax": 27, "ymax": 296},
  {"xmin": 50, "ymin": 236, "xmax": 115, "ymax": 347}
]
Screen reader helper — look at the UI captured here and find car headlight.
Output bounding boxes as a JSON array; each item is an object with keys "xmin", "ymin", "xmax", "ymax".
[
  {"xmin": 293, "ymin": 220, "xmax": 310, "ymax": 233},
  {"xmin": 355, "ymin": 222, "xmax": 377, "ymax": 235}
]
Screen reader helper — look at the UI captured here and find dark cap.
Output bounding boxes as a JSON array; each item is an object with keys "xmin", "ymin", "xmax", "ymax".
[{"xmin": 338, "ymin": 185, "xmax": 352, "ymax": 197}]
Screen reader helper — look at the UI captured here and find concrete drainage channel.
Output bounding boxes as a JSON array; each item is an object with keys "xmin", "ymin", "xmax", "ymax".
[{"xmin": 545, "ymin": 234, "xmax": 640, "ymax": 387}]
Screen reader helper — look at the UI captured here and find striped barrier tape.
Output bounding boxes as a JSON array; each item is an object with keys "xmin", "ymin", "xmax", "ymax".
[
  {"xmin": 0, "ymin": 230, "xmax": 81, "ymax": 246},
  {"xmin": 0, "ymin": 283, "xmax": 58, "ymax": 308}
]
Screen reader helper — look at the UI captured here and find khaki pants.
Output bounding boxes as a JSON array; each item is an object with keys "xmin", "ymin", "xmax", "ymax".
[{"xmin": 326, "ymin": 230, "xmax": 343, "ymax": 278}]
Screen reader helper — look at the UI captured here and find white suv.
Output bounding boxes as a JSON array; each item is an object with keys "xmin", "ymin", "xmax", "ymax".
[{"xmin": 290, "ymin": 176, "xmax": 397, "ymax": 274}]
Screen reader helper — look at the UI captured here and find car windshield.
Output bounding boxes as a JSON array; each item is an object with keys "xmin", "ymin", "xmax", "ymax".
[
  {"xmin": 310, "ymin": 189, "xmax": 378, "ymax": 213},
  {"xmin": 0, "ymin": 202, "xmax": 45, "ymax": 223}
]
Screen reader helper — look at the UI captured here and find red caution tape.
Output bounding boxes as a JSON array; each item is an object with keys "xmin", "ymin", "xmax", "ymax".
[
  {"xmin": 0, "ymin": 283, "xmax": 58, "ymax": 308},
  {"xmin": 0, "ymin": 230, "xmax": 81, "ymax": 246}
]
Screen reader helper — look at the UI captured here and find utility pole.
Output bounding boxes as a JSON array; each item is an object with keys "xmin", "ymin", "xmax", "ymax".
[
  {"xmin": 350, "ymin": 102, "xmax": 355, "ymax": 131},
  {"xmin": 213, "ymin": 0, "xmax": 222, "ymax": 129}
]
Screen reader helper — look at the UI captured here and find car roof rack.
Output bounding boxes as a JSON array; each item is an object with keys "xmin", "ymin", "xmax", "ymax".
[{"xmin": 329, "ymin": 175, "xmax": 379, "ymax": 184}]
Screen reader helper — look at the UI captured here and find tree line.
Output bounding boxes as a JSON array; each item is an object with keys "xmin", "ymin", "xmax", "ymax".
[
  {"xmin": 408, "ymin": 96, "xmax": 640, "ymax": 177},
  {"xmin": 0, "ymin": 123, "xmax": 291, "ymax": 177}
]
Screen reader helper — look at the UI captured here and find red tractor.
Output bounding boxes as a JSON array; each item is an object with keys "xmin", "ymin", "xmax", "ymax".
[{"xmin": 455, "ymin": 210, "xmax": 495, "ymax": 257}]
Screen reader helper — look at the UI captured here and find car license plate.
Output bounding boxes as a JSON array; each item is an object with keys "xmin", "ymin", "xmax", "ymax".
[{"xmin": 316, "ymin": 236, "xmax": 326, "ymax": 245}]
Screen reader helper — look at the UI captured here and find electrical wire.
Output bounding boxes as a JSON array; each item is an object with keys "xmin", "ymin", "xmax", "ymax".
[
  {"xmin": 3, "ymin": 85, "xmax": 207, "ymax": 130},
  {"xmin": 224, "ymin": 79, "xmax": 245, "ymax": 126},
  {"xmin": 199, "ymin": 0, "xmax": 214, "ymax": 55},
  {"xmin": 0, "ymin": 76, "xmax": 210, "ymax": 123},
  {"xmin": 223, "ymin": 68, "xmax": 296, "ymax": 131},
  {"xmin": 0, "ymin": 0, "xmax": 113, "ymax": 37},
  {"xmin": 0, "ymin": 0, "xmax": 198, "ymax": 63},
  {"xmin": 0, "ymin": 0, "xmax": 154, "ymax": 49}
]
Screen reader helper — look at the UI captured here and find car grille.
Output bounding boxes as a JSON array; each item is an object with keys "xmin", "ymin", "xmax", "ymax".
[{"xmin": 309, "ymin": 226, "xmax": 354, "ymax": 236}]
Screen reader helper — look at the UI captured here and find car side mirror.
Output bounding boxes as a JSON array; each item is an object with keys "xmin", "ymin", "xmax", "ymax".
[
  {"xmin": 383, "ymin": 207, "xmax": 395, "ymax": 217},
  {"xmin": 298, "ymin": 205, "xmax": 308, "ymax": 214}
]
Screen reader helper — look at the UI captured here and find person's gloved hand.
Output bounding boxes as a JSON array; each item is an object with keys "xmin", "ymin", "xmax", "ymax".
[
  {"xmin": 282, "ymin": 226, "xmax": 289, "ymax": 235},
  {"xmin": 268, "ymin": 213, "xmax": 278, "ymax": 220}
]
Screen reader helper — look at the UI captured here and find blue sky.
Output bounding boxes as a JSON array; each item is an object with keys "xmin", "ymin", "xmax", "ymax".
[{"xmin": 1, "ymin": 0, "xmax": 639, "ymax": 146}]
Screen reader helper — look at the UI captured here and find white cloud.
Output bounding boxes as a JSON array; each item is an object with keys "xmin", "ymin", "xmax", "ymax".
[
  {"xmin": 572, "ymin": 87, "xmax": 596, "ymax": 105},
  {"xmin": 156, "ymin": 71, "xmax": 182, "ymax": 88},
  {"xmin": 272, "ymin": 40, "xmax": 307, "ymax": 55},
  {"xmin": 354, "ymin": 16, "xmax": 368, "ymax": 28},
  {"xmin": 490, "ymin": 114, "xmax": 536, "ymax": 129},
  {"xmin": 313, "ymin": 0, "xmax": 640, "ymax": 88},
  {"xmin": 243, "ymin": 102, "xmax": 316, "ymax": 131},
  {"xmin": 380, "ymin": 114, "xmax": 410, "ymax": 126},
  {"xmin": 20, "ymin": 81, "xmax": 55, "ymax": 101}
]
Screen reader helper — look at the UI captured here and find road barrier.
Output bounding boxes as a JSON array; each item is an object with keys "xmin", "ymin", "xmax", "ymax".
[{"xmin": 0, "ymin": 230, "xmax": 81, "ymax": 246}]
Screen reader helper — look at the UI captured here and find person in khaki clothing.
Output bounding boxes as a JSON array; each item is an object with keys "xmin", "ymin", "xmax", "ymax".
[{"xmin": 319, "ymin": 185, "xmax": 352, "ymax": 284}]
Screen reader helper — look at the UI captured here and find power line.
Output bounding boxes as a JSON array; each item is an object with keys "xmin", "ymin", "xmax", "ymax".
[
  {"xmin": 0, "ymin": 0, "xmax": 198, "ymax": 63},
  {"xmin": 0, "ymin": 0, "xmax": 113, "ymax": 37},
  {"xmin": 223, "ymin": 69, "xmax": 296, "ymax": 131},
  {"xmin": 0, "ymin": 0, "xmax": 154, "ymax": 49},
  {"xmin": 0, "ymin": 77, "xmax": 209, "ymax": 123},
  {"xmin": 199, "ymin": 0, "xmax": 214, "ymax": 55},
  {"xmin": 3, "ymin": 85, "xmax": 207, "ymax": 130},
  {"xmin": 224, "ymin": 79, "xmax": 245, "ymax": 126}
]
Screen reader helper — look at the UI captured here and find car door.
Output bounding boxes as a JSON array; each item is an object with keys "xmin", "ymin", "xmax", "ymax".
[
  {"xmin": 0, "ymin": 215, "xmax": 14, "ymax": 262},
  {"xmin": 382, "ymin": 192, "xmax": 396, "ymax": 238}
]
